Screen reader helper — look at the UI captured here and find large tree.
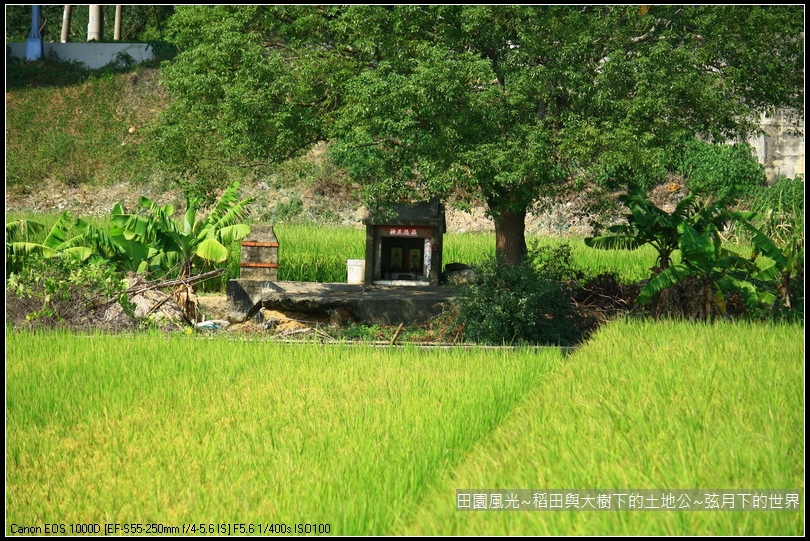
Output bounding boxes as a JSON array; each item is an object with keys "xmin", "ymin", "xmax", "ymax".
[{"xmin": 154, "ymin": 5, "xmax": 804, "ymax": 264}]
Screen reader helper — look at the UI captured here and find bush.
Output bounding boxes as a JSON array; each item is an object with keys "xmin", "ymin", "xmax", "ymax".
[
  {"xmin": 589, "ymin": 162, "xmax": 666, "ymax": 193},
  {"xmin": 670, "ymin": 139, "xmax": 766, "ymax": 203},
  {"xmin": 740, "ymin": 175, "xmax": 804, "ymax": 245},
  {"xmin": 454, "ymin": 249, "xmax": 586, "ymax": 346},
  {"xmin": 6, "ymin": 256, "xmax": 135, "ymax": 330},
  {"xmin": 527, "ymin": 241, "xmax": 585, "ymax": 285}
]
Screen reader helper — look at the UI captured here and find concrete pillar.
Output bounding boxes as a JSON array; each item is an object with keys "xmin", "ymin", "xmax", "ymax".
[
  {"xmin": 239, "ymin": 225, "xmax": 279, "ymax": 281},
  {"xmin": 88, "ymin": 5, "xmax": 103, "ymax": 42},
  {"xmin": 61, "ymin": 5, "xmax": 72, "ymax": 43},
  {"xmin": 114, "ymin": 6, "xmax": 122, "ymax": 41},
  {"xmin": 25, "ymin": 6, "xmax": 43, "ymax": 61}
]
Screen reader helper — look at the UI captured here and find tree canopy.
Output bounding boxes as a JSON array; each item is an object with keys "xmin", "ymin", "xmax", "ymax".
[{"xmin": 153, "ymin": 5, "xmax": 804, "ymax": 264}]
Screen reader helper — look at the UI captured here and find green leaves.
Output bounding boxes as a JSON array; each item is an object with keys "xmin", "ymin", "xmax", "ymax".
[
  {"xmin": 670, "ymin": 139, "xmax": 766, "ymax": 203},
  {"xmin": 455, "ymin": 249, "xmax": 586, "ymax": 346},
  {"xmin": 588, "ymin": 191, "xmax": 791, "ymax": 320},
  {"xmin": 110, "ymin": 181, "xmax": 253, "ymax": 279},
  {"xmin": 583, "ymin": 233, "xmax": 643, "ymax": 252},
  {"xmin": 6, "ymin": 212, "xmax": 96, "ymax": 272},
  {"xmin": 193, "ymin": 237, "xmax": 230, "ymax": 264},
  {"xmin": 153, "ymin": 5, "xmax": 803, "ymax": 266},
  {"xmin": 585, "ymin": 191, "xmax": 696, "ymax": 269},
  {"xmin": 5, "ymin": 219, "xmax": 46, "ymax": 244},
  {"xmin": 636, "ymin": 264, "xmax": 693, "ymax": 306}
]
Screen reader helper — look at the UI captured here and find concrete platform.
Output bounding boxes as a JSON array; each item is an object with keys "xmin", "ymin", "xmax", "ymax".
[{"xmin": 227, "ymin": 280, "xmax": 457, "ymax": 325}]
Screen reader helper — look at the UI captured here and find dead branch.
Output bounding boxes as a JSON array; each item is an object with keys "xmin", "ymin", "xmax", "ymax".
[{"xmin": 125, "ymin": 268, "xmax": 226, "ymax": 296}]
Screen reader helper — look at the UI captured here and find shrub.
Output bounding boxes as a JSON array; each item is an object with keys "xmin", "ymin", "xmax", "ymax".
[
  {"xmin": 669, "ymin": 139, "xmax": 766, "ymax": 203},
  {"xmin": 527, "ymin": 241, "xmax": 585, "ymax": 285},
  {"xmin": 6, "ymin": 256, "xmax": 135, "ymax": 330},
  {"xmin": 738, "ymin": 174, "xmax": 804, "ymax": 246},
  {"xmin": 454, "ymin": 250, "xmax": 585, "ymax": 346}
]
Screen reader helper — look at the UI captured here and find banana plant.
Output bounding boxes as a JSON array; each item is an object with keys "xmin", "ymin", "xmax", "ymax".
[
  {"xmin": 585, "ymin": 191, "xmax": 701, "ymax": 271},
  {"xmin": 6, "ymin": 211, "xmax": 95, "ymax": 274},
  {"xmin": 636, "ymin": 221, "xmax": 775, "ymax": 320},
  {"xmin": 69, "ymin": 211, "xmax": 153, "ymax": 274},
  {"xmin": 110, "ymin": 181, "xmax": 253, "ymax": 322},
  {"xmin": 111, "ymin": 181, "xmax": 253, "ymax": 280},
  {"xmin": 586, "ymin": 191, "xmax": 786, "ymax": 320},
  {"xmin": 586, "ymin": 191, "xmax": 762, "ymax": 274},
  {"xmin": 739, "ymin": 220, "xmax": 803, "ymax": 310},
  {"xmin": 6, "ymin": 218, "xmax": 46, "ymax": 252}
]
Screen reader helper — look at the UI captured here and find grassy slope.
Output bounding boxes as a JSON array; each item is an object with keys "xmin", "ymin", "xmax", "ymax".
[
  {"xmin": 6, "ymin": 63, "xmax": 368, "ymax": 231},
  {"xmin": 6, "ymin": 62, "xmax": 169, "ymax": 191}
]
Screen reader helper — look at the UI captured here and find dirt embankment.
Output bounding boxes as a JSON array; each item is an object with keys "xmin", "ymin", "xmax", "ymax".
[{"xmin": 7, "ymin": 175, "xmax": 674, "ymax": 237}]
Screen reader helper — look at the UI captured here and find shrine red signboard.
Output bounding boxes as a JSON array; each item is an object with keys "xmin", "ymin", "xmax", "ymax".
[{"xmin": 382, "ymin": 226, "xmax": 432, "ymax": 238}]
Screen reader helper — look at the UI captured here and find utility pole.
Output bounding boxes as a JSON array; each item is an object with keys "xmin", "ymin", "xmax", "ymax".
[
  {"xmin": 61, "ymin": 5, "xmax": 72, "ymax": 43},
  {"xmin": 26, "ymin": 5, "xmax": 44, "ymax": 61},
  {"xmin": 87, "ymin": 5, "xmax": 103, "ymax": 42},
  {"xmin": 114, "ymin": 5, "xmax": 122, "ymax": 41}
]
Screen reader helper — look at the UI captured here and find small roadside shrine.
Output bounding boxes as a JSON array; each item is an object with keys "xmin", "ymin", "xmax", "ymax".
[{"xmin": 362, "ymin": 199, "xmax": 446, "ymax": 286}]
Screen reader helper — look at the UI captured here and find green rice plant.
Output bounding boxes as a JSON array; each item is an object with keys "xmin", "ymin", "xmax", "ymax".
[
  {"xmin": 271, "ymin": 224, "xmax": 365, "ymax": 281},
  {"xmin": 279, "ymin": 252, "xmax": 345, "ymax": 282},
  {"xmin": 6, "ymin": 331, "xmax": 563, "ymax": 534},
  {"xmin": 443, "ymin": 233, "xmax": 494, "ymax": 267},
  {"xmin": 531, "ymin": 236, "xmax": 662, "ymax": 285},
  {"xmin": 270, "ymin": 226, "xmax": 494, "ymax": 282},
  {"xmin": 401, "ymin": 318, "xmax": 804, "ymax": 535}
]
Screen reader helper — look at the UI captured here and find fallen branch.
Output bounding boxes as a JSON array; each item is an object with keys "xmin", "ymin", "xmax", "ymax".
[
  {"xmin": 277, "ymin": 327, "xmax": 313, "ymax": 338},
  {"xmin": 390, "ymin": 323, "xmax": 404, "ymax": 345},
  {"xmin": 125, "ymin": 268, "xmax": 226, "ymax": 297}
]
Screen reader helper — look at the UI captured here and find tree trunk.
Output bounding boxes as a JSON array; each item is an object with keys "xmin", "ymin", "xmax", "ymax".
[{"xmin": 493, "ymin": 210, "xmax": 528, "ymax": 266}]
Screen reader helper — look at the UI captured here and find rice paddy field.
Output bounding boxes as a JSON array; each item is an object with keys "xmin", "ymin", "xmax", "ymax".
[
  {"xmin": 3, "ymin": 215, "xmax": 662, "ymax": 285},
  {"xmin": 6, "ymin": 318, "xmax": 804, "ymax": 535},
  {"xmin": 272, "ymin": 224, "xmax": 662, "ymax": 285}
]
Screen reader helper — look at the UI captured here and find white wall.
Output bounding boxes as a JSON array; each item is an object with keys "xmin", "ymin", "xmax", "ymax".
[
  {"xmin": 7, "ymin": 42, "xmax": 155, "ymax": 70},
  {"xmin": 747, "ymin": 111, "xmax": 805, "ymax": 182}
]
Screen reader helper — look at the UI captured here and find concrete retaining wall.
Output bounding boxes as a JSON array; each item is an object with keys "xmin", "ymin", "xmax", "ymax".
[
  {"xmin": 226, "ymin": 280, "xmax": 455, "ymax": 325},
  {"xmin": 6, "ymin": 42, "xmax": 155, "ymax": 70}
]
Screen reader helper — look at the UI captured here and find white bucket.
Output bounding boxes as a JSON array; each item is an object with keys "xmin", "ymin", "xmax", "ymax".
[{"xmin": 347, "ymin": 259, "xmax": 365, "ymax": 284}]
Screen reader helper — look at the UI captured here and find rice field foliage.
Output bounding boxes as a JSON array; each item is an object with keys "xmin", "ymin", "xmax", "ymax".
[
  {"xmin": 5, "ymin": 214, "xmax": 688, "ymax": 286},
  {"xmin": 3, "ymin": 215, "xmax": 777, "ymax": 291},
  {"xmin": 268, "ymin": 224, "xmax": 660, "ymax": 285},
  {"xmin": 530, "ymin": 236, "xmax": 664, "ymax": 285},
  {"xmin": 401, "ymin": 318, "xmax": 805, "ymax": 535},
  {"xmin": 271, "ymin": 225, "xmax": 497, "ymax": 282},
  {"xmin": 6, "ymin": 331, "xmax": 563, "ymax": 534},
  {"xmin": 272, "ymin": 224, "xmax": 364, "ymax": 282}
]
